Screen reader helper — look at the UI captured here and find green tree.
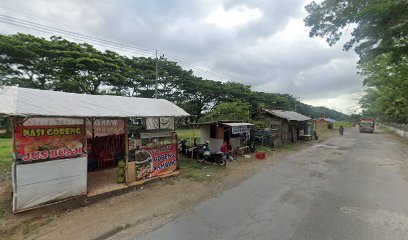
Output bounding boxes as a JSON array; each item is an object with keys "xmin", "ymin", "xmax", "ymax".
[
  {"xmin": 53, "ymin": 40, "xmax": 128, "ymax": 94},
  {"xmin": 0, "ymin": 34, "xmax": 57, "ymax": 89},
  {"xmin": 304, "ymin": 0, "xmax": 408, "ymax": 123},
  {"xmin": 178, "ymin": 77, "xmax": 224, "ymax": 119},
  {"xmin": 304, "ymin": 0, "xmax": 408, "ymax": 63},
  {"xmin": 0, "ymin": 33, "xmax": 350, "ymax": 121},
  {"xmin": 359, "ymin": 54, "xmax": 408, "ymax": 122},
  {"xmin": 200, "ymin": 101, "xmax": 251, "ymax": 122}
]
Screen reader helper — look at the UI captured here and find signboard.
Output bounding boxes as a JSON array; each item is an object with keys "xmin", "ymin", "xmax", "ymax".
[
  {"xmin": 86, "ymin": 119, "xmax": 124, "ymax": 137},
  {"xmin": 15, "ymin": 125, "xmax": 86, "ymax": 163},
  {"xmin": 134, "ymin": 144, "xmax": 177, "ymax": 180},
  {"xmin": 232, "ymin": 125, "xmax": 248, "ymax": 134}
]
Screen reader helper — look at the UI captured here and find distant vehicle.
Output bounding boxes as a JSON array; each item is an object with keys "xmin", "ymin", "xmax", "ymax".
[{"xmin": 359, "ymin": 118, "xmax": 375, "ymax": 133}]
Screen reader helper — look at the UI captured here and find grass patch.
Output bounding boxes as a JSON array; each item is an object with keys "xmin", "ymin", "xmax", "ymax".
[
  {"xmin": 333, "ymin": 122, "xmax": 353, "ymax": 128},
  {"xmin": 0, "ymin": 138, "xmax": 12, "ymax": 174},
  {"xmin": 255, "ymin": 143, "xmax": 297, "ymax": 153},
  {"xmin": 177, "ymin": 128, "xmax": 201, "ymax": 147},
  {"xmin": 177, "ymin": 128, "xmax": 200, "ymax": 140},
  {"xmin": 179, "ymin": 157, "xmax": 225, "ymax": 181}
]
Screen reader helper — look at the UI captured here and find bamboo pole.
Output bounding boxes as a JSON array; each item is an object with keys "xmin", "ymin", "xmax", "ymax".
[
  {"xmin": 124, "ymin": 118, "xmax": 129, "ymax": 182},
  {"xmin": 191, "ymin": 125, "xmax": 195, "ymax": 159},
  {"xmin": 11, "ymin": 117, "xmax": 16, "ymax": 161},
  {"xmin": 174, "ymin": 132, "xmax": 179, "ymax": 170}
]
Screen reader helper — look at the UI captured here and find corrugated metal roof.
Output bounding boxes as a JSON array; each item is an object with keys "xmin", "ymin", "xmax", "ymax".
[
  {"xmin": 0, "ymin": 86, "xmax": 189, "ymax": 118},
  {"xmin": 263, "ymin": 109, "xmax": 311, "ymax": 121},
  {"xmin": 324, "ymin": 118, "xmax": 337, "ymax": 123}
]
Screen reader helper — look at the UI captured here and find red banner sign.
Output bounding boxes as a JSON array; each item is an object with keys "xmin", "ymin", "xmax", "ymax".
[
  {"xmin": 135, "ymin": 144, "xmax": 177, "ymax": 180},
  {"xmin": 15, "ymin": 125, "xmax": 86, "ymax": 163}
]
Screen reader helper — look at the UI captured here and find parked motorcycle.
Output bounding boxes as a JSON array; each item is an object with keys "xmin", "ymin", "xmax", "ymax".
[
  {"xmin": 178, "ymin": 139, "xmax": 199, "ymax": 158},
  {"xmin": 196, "ymin": 143, "xmax": 227, "ymax": 166}
]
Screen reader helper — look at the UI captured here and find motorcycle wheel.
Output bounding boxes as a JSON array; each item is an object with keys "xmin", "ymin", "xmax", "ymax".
[
  {"xmin": 217, "ymin": 158, "xmax": 227, "ymax": 166},
  {"xmin": 196, "ymin": 154, "xmax": 205, "ymax": 163}
]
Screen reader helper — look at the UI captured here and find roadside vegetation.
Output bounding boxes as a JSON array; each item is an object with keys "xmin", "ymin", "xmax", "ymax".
[
  {"xmin": 333, "ymin": 122, "xmax": 353, "ymax": 129},
  {"xmin": 305, "ymin": 0, "xmax": 408, "ymax": 123},
  {"xmin": 176, "ymin": 128, "xmax": 200, "ymax": 142},
  {"xmin": 0, "ymin": 138, "xmax": 12, "ymax": 174},
  {"xmin": 0, "ymin": 33, "xmax": 349, "ymax": 121},
  {"xmin": 179, "ymin": 157, "xmax": 225, "ymax": 182}
]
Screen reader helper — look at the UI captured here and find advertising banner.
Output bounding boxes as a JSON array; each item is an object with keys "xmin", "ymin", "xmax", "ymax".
[
  {"xmin": 15, "ymin": 125, "xmax": 86, "ymax": 163},
  {"xmin": 232, "ymin": 125, "xmax": 249, "ymax": 134},
  {"xmin": 133, "ymin": 144, "xmax": 177, "ymax": 180},
  {"xmin": 86, "ymin": 119, "xmax": 125, "ymax": 137}
]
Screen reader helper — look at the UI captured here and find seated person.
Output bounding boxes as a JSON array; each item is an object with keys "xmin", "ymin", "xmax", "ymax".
[{"xmin": 220, "ymin": 141, "xmax": 234, "ymax": 161}]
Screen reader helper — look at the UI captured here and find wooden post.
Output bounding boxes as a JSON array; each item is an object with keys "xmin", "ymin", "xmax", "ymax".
[
  {"xmin": 191, "ymin": 125, "xmax": 195, "ymax": 159},
  {"xmin": 124, "ymin": 118, "xmax": 129, "ymax": 182},
  {"xmin": 125, "ymin": 118, "xmax": 136, "ymax": 183},
  {"xmin": 83, "ymin": 118, "xmax": 89, "ymax": 192},
  {"xmin": 10, "ymin": 116, "xmax": 17, "ymax": 212},
  {"xmin": 83, "ymin": 118, "xmax": 87, "ymax": 155},
  {"xmin": 10, "ymin": 117, "xmax": 16, "ymax": 160},
  {"xmin": 174, "ymin": 132, "xmax": 180, "ymax": 170}
]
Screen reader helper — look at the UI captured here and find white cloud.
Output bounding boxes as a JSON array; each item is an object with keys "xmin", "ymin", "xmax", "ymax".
[
  {"xmin": 205, "ymin": 5, "xmax": 262, "ymax": 29},
  {"xmin": 303, "ymin": 91, "xmax": 364, "ymax": 114},
  {"xmin": 0, "ymin": 0, "xmax": 365, "ymax": 114}
]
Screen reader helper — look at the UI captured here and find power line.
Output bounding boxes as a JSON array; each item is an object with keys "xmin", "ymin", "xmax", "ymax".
[
  {"xmin": 0, "ymin": 15, "xmax": 156, "ymax": 57},
  {"xmin": 0, "ymin": 8, "xmax": 230, "ymax": 81},
  {"xmin": 0, "ymin": 14, "xmax": 230, "ymax": 82},
  {"xmin": 0, "ymin": 19, "xmax": 155, "ymax": 60}
]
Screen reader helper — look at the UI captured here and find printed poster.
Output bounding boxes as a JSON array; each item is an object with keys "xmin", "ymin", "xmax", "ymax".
[
  {"xmin": 232, "ymin": 125, "xmax": 248, "ymax": 134},
  {"xmin": 15, "ymin": 125, "xmax": 86, "ymax": 163},
  {"xmin": 86, "ymin": 119, "xmax": 125, "ymax": 137},
  {"xmin": 133, "ymin": 144, "xmax": 177, "ymax": 180}
]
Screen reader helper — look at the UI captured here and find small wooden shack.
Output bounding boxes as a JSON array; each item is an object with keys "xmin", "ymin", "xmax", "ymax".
[
  {"xmin": 316, "ymin": 118, "xmax": 337, "ymax": 130},
  {"xmin": 198, "ymin": 121, "xmax": 253, "ymax": 152},
  {"xmin": 256, "ymin": 109, "xmax": 312, "ymax": 146}
]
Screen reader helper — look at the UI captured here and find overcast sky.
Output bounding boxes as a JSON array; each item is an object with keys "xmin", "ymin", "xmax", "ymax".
[{"xmin": 0, "ymin": 0, "xmax": 365, "ymax": 114}]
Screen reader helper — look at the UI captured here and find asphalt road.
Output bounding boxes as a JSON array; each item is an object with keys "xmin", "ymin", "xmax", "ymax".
[{"xmin": 130, "ymin": 127, "xmax": 408, "ymax": 240}]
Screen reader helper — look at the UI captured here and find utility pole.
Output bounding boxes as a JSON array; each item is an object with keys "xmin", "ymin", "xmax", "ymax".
[
  {"xmin": 294, "ymin": 96, "xmax": 300, "ymax": 112},
  {"xmin": 155, "ymin": 50, "xmax": 158, "ymax": 99}
]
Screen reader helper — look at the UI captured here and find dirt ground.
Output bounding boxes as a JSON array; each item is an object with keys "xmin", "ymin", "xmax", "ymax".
[{"xmin": 0, "ymin": 130, "xmax": 338, "ymax": 240}]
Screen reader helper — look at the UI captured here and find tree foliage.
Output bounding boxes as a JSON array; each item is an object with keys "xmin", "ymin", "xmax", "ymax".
[
  {"xmin": 200, "ymin": 101, "xmax": 251, "ymax": 122},
  {"xmin": 305, "ymin": 0, "xmax": 408, "ymax": 123},
  {"xmin": 0, "ymin": 33, "xmax": 348, "ymax": 121}
]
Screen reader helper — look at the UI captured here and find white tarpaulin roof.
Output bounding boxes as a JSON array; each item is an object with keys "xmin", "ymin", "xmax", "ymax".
[
  {"xmin": 0, "ymin": 86, "xmax": 189, "ymax": 118},
  {"xmin": 263, "ymin": 109, "xmax": 311, "ymax": 121}
]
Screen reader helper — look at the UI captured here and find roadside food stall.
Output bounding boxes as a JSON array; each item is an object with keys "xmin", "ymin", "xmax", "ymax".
[
  {"xmin": 197, "ymin": 121, "xmax": 253, "ymax": 154},
  {"xmin": 0, "ymin": 86, "xmax": 189, "ymax": 212}
]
